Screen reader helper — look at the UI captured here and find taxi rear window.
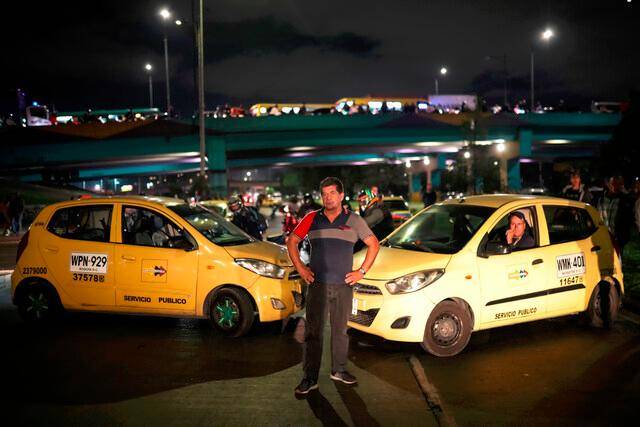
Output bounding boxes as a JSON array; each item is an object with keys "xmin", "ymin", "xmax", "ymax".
[{"xmin": 47, "ymin": 205, "xmax": 113, "ymax": 242}]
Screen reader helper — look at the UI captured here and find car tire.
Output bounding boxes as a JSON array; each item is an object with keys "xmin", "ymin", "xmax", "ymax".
[
  {"xmin": 17, "ymin": 284, "xmax": 61, "ymax": 323},
  {"xmin": 209, "ymin": 288, "xmax": 255, "ymax": 337},
  {"xmin": 587, "ymin": 281, "xmax": 620, "ymax": 328},
  {"xmin": 421, "ymin": 301, "xmax": 472, "ymax": 357}
]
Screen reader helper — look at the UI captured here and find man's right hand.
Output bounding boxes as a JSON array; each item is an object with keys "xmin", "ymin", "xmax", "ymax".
[{"xmin": 300, "ymin": 266, "xmax": 315, "ymax": 284}]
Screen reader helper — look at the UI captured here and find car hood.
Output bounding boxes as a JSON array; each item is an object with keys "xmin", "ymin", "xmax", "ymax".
[
  {"xmin": 354, "ymin": 246, "xmax": 452, "ymax": 281},
  {"xmin": 224, "ymin": 241, "xmax": 293, "ymax": 267}
]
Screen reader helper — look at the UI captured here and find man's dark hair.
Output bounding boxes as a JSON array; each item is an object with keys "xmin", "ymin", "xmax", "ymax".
[
  {"xmin": 570, "ymin": 170, "xmax": 581, "ymax": 178},
  {"xmin": 320, "ymin": 177, "xmax": 344, "ymax": 193}
]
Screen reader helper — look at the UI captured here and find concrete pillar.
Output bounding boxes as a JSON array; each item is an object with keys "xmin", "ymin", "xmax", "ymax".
[
  {"xmin": 507, "ymin": 158, "xmax": 521, "ymax": 191},
  {"xmin": 206, "ymin": 136, "xmax": 227, "ymax": 196}
]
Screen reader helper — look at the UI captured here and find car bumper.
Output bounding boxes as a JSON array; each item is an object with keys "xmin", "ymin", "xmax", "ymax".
[
  {"xmin": 348, "ymin": 280, "xmax": 436, "ymax": 342},
  {"xmin": 251, "ymin": 276, "xmax": 304, "ymax": 322}
]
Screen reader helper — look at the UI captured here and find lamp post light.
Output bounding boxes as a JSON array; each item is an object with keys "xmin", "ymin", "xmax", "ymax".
[
  {"xmin": 159, "ymin": 8, "xmax": 172, "ymax": 116},
  {"xmin": 144, "ymin": 63, "xmax": 154, "ymax": 108},
  {"xmin": 435, "ymin": 66, "xmax": 447, "ymax": 95},
  {"xmin": 531, "ymin": 28, "xmax": 554, "ymax": 111}
]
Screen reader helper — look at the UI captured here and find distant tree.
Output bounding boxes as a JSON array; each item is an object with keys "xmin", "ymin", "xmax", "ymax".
[{"xmin": 600, "ymin": 90, "xmax": 640, "ymax": 181}]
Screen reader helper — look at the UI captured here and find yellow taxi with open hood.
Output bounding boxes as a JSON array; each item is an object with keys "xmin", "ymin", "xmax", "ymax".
[
  {"xmin": 350, "ymin": 195, "xmax": 623, "ymax": 356},
  {"xmin": 11, "ymin": 196, "xmax": 303, "ymax": 336}
]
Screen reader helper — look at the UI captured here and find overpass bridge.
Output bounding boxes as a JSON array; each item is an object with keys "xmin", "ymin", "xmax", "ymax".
[{"xmin": 0, "ymin": 112, "xmax": 620, "ymax": 194}]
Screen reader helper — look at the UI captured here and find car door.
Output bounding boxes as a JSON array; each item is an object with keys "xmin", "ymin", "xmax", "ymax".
[
  {"xmin": 114, "ymin": 204, "xmax": 198, "ymax": 313},
  {"xmin": 42, "ymin": 204, "xmax": 116, "ymax": 307},
  {"xmin": 476, "ymin": 205, "xmax": 548, "ymax": 325},
  {"xmin": 541, "ymin": 205, "xmax": 599, "ymax": 315}
]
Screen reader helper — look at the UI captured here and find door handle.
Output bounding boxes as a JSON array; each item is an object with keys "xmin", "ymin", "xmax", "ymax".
[
  {"xmin": 591, "ymin": 246, "xmax": 601, "ymax": 252},
  {"xmin": 532, "ymin": 258, "xmax": 544, "ymax": 265},
  {"xmin": 44, "ymin": 246, "xmax": 59, "ymax": 253},
  {"xmin": 121, "ymin": 255, "xmax": 136, "ymax": 262}
]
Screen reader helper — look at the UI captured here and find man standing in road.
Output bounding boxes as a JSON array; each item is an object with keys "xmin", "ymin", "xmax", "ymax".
[{"xmin": 287, "ymin": 177, "xmax": 379, "ymax": 395}]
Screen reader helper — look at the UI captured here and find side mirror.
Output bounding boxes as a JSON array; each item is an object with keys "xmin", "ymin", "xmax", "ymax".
[{"xmin": 484, "ymin": 241, "xmax": 511, "ymax": 256}]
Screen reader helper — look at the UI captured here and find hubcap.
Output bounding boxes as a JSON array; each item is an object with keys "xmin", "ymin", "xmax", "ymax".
[
  {"xmin": 214, "ymin": 297, "xmax": 239, "ymax": 329},
  {"xmin": 26, "ymin": 292, "xmax": 49, "ymax": 319},
  {"xmin": 432, "ymin": 312, "xmax": 461, "ymax": 347}
]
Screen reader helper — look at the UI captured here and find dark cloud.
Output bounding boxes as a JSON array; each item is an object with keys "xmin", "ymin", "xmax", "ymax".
[{"xmin": 203, "ymin": 16, "xmax": 379, "ymax": 61}]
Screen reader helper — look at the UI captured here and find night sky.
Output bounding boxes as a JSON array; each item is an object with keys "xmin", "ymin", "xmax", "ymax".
[{"xmin": 3, "ymin": 0, "xmax": 638, "ymax": 116}]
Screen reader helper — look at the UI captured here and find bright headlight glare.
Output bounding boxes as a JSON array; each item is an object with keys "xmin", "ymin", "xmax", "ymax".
[
  {"xmin": 385, "ymin": 269, "xmax": 444, "ymax": 294},
  {"xmin": 235, "ymin": 258, "xmax": 285, "ymax": 279}
]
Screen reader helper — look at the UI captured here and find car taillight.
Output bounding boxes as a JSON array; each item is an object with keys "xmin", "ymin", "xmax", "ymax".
[{"xmin": 16, "ymin": 230, "xmax": 30, "ymax": 263}]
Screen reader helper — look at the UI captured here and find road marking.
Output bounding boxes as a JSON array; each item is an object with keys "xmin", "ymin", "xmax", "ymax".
[{"xmin": 408, "ymin": 355, "xmax": 458, "ymax": 427}]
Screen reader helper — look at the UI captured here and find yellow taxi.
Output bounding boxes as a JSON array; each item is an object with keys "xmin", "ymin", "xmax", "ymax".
[
  {"xmin": 350, "ymin": 195, "xmax": 623, "ymax": 357},
  {"xmin": 11, "ymin": 196, "xmax": 303, "ymax": 337}
]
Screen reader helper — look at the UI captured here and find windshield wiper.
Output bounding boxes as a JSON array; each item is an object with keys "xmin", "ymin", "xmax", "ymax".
[{"xmin": 388, "ymin": 241, "xmax": 433, "ymax": 253}]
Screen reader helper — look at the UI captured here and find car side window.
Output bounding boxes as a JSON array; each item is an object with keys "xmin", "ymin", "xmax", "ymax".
[
  {"xmin": 122, "ymin": 206, "xmax": 185, "ymax": 248},
  {"xmin": 47, "ymin": 205, "xmax": 113, "ymax": 243},
  {"xmin": 486, "ymin": 206, "xmax": 538, "ymax": 251},
  {"xmin": 544, "ymin": 205, "xmax": 597, "ymax": 244}
]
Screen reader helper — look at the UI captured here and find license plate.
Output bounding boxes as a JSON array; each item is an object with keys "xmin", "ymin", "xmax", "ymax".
[{"xmin": 352, "ymin": 298, "xmax": 359, "ymax": 315}]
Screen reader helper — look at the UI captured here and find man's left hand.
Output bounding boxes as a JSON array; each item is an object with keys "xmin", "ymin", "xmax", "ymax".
[{"xmin": 345, "ymin": 270, "xmax": 364, "ymax": 286}]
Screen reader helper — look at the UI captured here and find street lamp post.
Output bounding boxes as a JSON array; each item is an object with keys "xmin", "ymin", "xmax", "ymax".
[
  {"xmin": 144, "ymin": 63, "xmax": 153, "ymax": 108},
  {"xmin": 531, "ymin": 28, "xmax": 554, "ymax": 110},
  {"xmin": 159, "ymin": 8, "xmax": 172, "ymax": 116},
  {"xmin": 197, "ymin": 0, "xmax": 206, "ymax": 179},
  {"xmin": 435, "ymin": 66, "xmax": 447, "ymax": 95}
]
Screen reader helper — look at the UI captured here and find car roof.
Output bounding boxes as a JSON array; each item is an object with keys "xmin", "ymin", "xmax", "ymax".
[
  {"xmin": 439, "ymin": 194, "xmax": 585, "ymax": 209},
  {"xmin": 48, "ymin": 195, "xmax": 188, "ymax": 209}
]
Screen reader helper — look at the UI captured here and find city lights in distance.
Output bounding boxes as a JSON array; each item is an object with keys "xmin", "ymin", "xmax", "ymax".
[
  {"xmin": 145, "ymin": 63, "xmax": 152, "ymax": 71},
  {"xmin": 541, "ymin": 28, "xmax": 554, "ymax": 40},
  {"xmin": 440, "ymin": 67, "xmax": 448, "ymax": 75},
  {"xmin": 463, "ymin": 151, "xmax": 471, "ymax": 159},
  {"xmin": 496, "ymin": 143, "xmax": 506, "ymax": 153},
  {"xmin": 159, "ymin": 8, "xmax": 171, "ymax": 20}
]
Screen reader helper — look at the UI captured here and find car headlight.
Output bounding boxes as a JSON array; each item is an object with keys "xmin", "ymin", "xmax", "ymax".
[
  {"xmin": 385, "ymin": 269, "xmax": 444, "ymax": 294},
  {"xmin": 235, "ymin": 258, "xmax": 285, "ymax": 279}
]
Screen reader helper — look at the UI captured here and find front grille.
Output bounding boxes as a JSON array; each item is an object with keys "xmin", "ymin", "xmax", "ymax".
[
  {"xmin": 292, "ymin": 291, "xmax": 304, "ymax": 307},
  {"xmin": 353, "ymin": 283, "xmax": 383, "ymax": 295},
  {"xmin": 349, "ymin": 308, "xmax": 379, "ymax": 327},
  {"xmin": 288, "ymin": 271, "xmax": 301, "ymax": 281}
]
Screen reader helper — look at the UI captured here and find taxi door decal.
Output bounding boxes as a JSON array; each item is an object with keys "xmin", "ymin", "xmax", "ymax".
[{"xmin": 141, "ymin": 259, "xmax": 168, "ymax": 283}]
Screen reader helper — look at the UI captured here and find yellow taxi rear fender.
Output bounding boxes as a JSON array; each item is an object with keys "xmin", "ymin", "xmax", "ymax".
[
  {"xmin": 440, "ymin": 297, "xmax": 475, "ymax": 330},
  {"xmin": 203, "ymin": 284, "xmax": 258, "ymax": 317},
  {"xmin": 14, "ymin": 277, "xmax": 62, "ymax": 308}
]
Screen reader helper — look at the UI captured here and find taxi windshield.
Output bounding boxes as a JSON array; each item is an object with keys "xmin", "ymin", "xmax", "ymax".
[
  {"xmin": 386, "ymin": 204, "xmax": 495, "ymax": 254},
  {"xmin": 168, "ymin": 204, "xmax": 253, "ymax": 246}
]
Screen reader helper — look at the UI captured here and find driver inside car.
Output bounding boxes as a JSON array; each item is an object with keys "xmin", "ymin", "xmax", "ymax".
[
  {"xmin": 151, "ymin": 215, "xmax": 170, "ymax": 247},
  {"xmin": 505, "ymin": 210, "xmax": 535, "ymax": 251}
]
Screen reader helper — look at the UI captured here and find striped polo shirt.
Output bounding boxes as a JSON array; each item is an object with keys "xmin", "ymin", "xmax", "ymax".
[{"xmin": 293, "ymin": 209, "xmax": 373, "ymax": 285}]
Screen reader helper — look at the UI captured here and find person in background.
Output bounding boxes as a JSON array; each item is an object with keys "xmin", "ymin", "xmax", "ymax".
[
  {"xmin": 561, "ymin": 170, "xmax": 592, "ymax": 203},
  {"xmin": 227, "ymin": 196, "xmax": 266, "ymax": 240},
  {"xmin": 598, "ymin": 176, "xmax": 634, "ymax": 255},
  {"xmin": 422, "ymin": 182, "xmax": 437, "ymax": 208}
]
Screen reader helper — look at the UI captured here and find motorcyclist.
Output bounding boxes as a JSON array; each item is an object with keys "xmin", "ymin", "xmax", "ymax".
[
  {"xmin": 297, "ymin": 193, "xmax": 322, "ymax": 218},
  {"xmin": 360, "ymin": 188, "xmax": 394, "ymax": 241},
  {"xmin": 227, "ymin": 196, "xmax": 266, "ymax": 240}
]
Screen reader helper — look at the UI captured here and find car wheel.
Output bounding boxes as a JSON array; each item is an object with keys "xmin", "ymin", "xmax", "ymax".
[
  {"xmin": 421, "ymin": 301, "xmax": 472, "ymax": 357},
  {"xmin": 209, "ymin": 288, "xmax": 254, "ymax": 337},
  {"xmin": 587, "ymin": 282, "xmax": 620, "ymax": 328},
  {"xmin": 17, "ymin": 285, "xmax": 60, "ymax": 323}
]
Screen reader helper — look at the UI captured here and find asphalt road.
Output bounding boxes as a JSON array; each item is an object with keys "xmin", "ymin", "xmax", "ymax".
[{"xmin": 2, "ymin": 219, "xmax": 640, "ymax": 426}]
